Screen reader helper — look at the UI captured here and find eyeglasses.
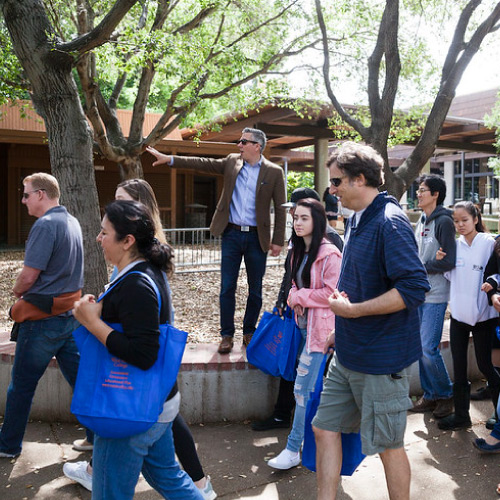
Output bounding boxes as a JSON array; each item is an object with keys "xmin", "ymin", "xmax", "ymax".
[
  {"xmin": 330, "ymin": 177, "xmax": 345, "ymax": 187},
  {"xmin": 237, "ymin": 139, "xmax": 259, "ymax": 146},
  {"xmin": 417, "ymin": 188, "xmax": 431, "ymax": 194},
  {"xmin": 22, "ymin": 189, "xmax": 45, "ymax": 199}
]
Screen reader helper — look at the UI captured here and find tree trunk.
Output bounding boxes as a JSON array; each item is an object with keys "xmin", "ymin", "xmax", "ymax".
[
  {"xmin": 119, "ymin": 157, "xmax": 144, "ymax": 180},
  {"xmin": 384, "ymin": 170, "xmax": 407, "ymax": 200},
  {"xmin": 2, "ymin": 0, "xmax": 107, "ymax": 295},
  {"xmin": 34, "ymin": 81, "xmax": 108, "ymax": 296}
]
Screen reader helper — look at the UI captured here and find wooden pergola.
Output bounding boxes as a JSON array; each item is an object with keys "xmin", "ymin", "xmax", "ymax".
[{"xmin": 1, "ymin": 90, "xmax": 497, "ymax": 244}]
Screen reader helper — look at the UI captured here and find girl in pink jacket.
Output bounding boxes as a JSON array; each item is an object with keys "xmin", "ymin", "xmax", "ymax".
[{"xmin": 268, "ymin": 198, "xmax": 342, "ymax": 470}]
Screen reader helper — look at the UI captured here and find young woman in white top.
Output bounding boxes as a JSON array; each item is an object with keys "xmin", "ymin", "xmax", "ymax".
[{"xmin": 436, "ymin": 201, "xmax": 500, "ymax": 430}]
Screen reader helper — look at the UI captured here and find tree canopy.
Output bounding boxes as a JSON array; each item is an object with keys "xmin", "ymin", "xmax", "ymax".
[
  {"xmin": 2, "ymin": 0, "xmax": 317, "ymax": 176},
  {"xmin": 0, "ymin": 0, "xmax": 316, "ymax": 293},
  {"xmin": 315, "ymin": 0, "xmax": 500, "ymax": 199}
]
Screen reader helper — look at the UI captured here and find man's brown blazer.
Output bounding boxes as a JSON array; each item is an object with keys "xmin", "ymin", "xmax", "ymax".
[{"xmin": 172, "ymin": 153, "xmax": 286, "ymax": 252}]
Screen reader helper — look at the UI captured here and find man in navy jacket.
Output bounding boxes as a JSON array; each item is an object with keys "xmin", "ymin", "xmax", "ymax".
[{"xmin": 312, "ymin": 142, "xmax": 430, "ymax": 500}]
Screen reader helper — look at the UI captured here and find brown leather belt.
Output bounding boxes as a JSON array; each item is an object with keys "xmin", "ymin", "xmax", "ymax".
[{"xmin": 227, "ymin": 222, "xmax": 258, "ymax": 232}]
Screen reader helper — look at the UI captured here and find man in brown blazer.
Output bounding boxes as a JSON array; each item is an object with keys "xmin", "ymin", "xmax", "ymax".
[{"xmin": 146, "ymin": 128, "xmax": 286, "ymax": 354}]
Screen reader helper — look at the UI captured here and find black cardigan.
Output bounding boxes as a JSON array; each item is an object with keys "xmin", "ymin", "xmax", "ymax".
[{"xmin": 102, "ymin": 262, "xmax": 170, "ymax": 370}]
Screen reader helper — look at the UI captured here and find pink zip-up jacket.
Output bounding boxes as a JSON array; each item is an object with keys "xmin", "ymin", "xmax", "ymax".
[{"xmin": 287, "ymin": 238, "xmax": 342, "ymax": 353}]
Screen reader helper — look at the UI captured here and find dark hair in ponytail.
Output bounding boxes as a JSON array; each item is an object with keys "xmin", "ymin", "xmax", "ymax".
[
  {"xmin": 104, "ymin": 200, "xmax": 174, "ymax": 275},
  {"xmin": 290, "ymin": 198, "xmax": 327, "ymax": 288},
  {"xmin": 453, "ymin": 201, "xmax": 485, "ymax": 233}
]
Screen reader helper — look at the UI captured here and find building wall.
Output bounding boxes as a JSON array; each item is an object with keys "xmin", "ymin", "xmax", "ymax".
[{"xmin": 2, "ymin": 143, "xmax": 223, "ymax": 245}]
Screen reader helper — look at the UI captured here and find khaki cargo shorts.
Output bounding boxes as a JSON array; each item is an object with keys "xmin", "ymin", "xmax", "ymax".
[{"xmin": 312, "ymin": 353, "xmax": 412, "ymax": 456}]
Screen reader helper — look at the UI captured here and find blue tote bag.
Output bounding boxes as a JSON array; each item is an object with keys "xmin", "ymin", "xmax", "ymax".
[
  {"xmin": 71, "ymin": 271, "xmax": 187, "ymax": 439},
  {"xmin": 278, "ymin": 307, "xmax": 302, "ymax": 381},
  {"xmin": 302, "ymin": 355, "xmax": 365, "ymax": 475},
  {"xmin": 246, "ymin": 309, "xmax": 285, "ymax": 377}
]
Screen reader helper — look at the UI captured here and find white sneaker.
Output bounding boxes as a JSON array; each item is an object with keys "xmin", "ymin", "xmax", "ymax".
[
  {"xmin": 267, "ymin": 448, "xmax": 301, "ymax": 470},
  {"xmin": 63, "ymin": 461, "xmax": 92, "ymax": 491},
  {"xmin": 198, "ymin": 475, "xmax": 217, "ymax": 500}
]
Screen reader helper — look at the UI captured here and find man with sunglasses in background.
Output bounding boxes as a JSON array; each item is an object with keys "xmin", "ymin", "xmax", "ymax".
[
  {"xmin": 147, "ymin": 128, "xmax": 286, "ymax": 354},
  {"xmin": 0, "ymin": 173, "xmax": 90, "ymax": 458}
]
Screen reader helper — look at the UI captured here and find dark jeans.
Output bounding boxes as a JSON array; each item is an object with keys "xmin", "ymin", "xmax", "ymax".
[
  {"xmin": 450, "ymin": 316, "xmax": 500, "ymax": 390},
  {"xmin": 274, "ymin": 378, "xmax": 296, "ymax": 420},
  {"xmin": 220, "ymin": 227, "xmax": 267, "ymax": 338},
  {"xmin": 0, "ymin": 316, "xmax": 92, "ymax": 455}
]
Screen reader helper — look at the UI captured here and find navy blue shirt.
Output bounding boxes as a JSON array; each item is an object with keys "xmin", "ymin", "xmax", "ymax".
[{"xmin": 335, "ymin": 192, "xmax": 430, "ymax": 374}]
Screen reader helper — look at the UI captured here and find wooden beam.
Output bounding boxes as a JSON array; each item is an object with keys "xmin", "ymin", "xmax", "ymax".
[
  {"xmin": 440, "ymin": 123, "xmax": 483, "ymax": 136},
  {"xmin": 434, "ymin": 140, "xmax": 495, "ymax": 154},
  {"xmin": 181, "ymin": 108, "xmax": 298, "ymax": 140},
  {"xmin": 256, "ymin": 123, "xmax": 336, "ymax": 139},
  {"xmin": 403, "ymin": 138, "xmax": 496, "ymax": 154},
  {"xmin": 154, "ymin": 139, "xmax": 238, "ymax": 157},
  {"xmin": 270, "ymin": 138, "xmax": 317, "ymax": 149},
  {"xmin": 269, "ymin": 149, "xmax": 314, "ymax": 160}
]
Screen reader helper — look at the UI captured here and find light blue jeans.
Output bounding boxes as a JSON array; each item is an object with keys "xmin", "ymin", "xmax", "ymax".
[
  {"xmin": 93, "ymin": 420, "xmax": 203, "ymax": 500},
  {"xmin": 286, "ymin": 329, "xmax": 325, "ymax": 453},
  {"xmin": 418, "ymin": 302, "xmax": 453, "ymax": 400}
]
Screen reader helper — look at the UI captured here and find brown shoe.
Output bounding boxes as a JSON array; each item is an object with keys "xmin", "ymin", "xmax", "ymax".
[
  {"xmin": 242, "ymin": 333, "xmax": 253, "ymax": 347},
  {"xmin": 409, "ymin": 396, "xmax": 437, "ymax": 413},
  {"xmin": 218, "ymin": 336, "xmax": 233, "ymax": 354},
  {"xmin": 433, "ymin": 397, "xmax": 454, "ymax": 419}
]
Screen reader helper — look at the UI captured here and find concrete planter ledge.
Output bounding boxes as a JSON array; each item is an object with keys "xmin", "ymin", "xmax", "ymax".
[
  {"xmin": 0, "ymin": 331, "xmax": 278, "ymax": 424},
  {"xmin": 0, "ymin": 323, "xmax": 483, "ymax": 424}
]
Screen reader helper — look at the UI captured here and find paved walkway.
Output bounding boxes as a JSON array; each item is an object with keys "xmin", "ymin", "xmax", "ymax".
[{"xmin": 1, "ymin": 385, "xmax": 499, "ymax": 499}]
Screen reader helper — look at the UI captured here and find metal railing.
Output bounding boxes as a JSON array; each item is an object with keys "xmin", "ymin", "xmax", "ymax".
[{"xmin": 164, "ymin": 227, "xmax": 286, "ymax": 273}]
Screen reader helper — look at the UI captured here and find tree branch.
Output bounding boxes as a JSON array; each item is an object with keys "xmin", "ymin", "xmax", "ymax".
[
  {"xmin": 128, "ymin": 0, "xmax": 171, "ymax": 145},
  {"xmin": 197, "ymin": 37, "xmax": 318, "ymax": 101},
  {"xmin": 399, "ymin": 1, "xmax": 500, "ymax": 191},
  {"xmin": 76, "ymin": 52, "xmax": 124, "ymax": 161},
  {"xmin": 1, "ymin": 78, "xmax": 31, "ymax": 91},
  {"xmin": 441, "ymin": 0, "xmax": 481, "ymax": 84},
  {"xmin": 211, "ymin": 0, "xmax": 300, "ymax": 58},
  {"xmin": 109, "ymin": 0, "xmax": 150, "ymax": 109},
  {"xmin": 373, "ymin": 0, "xmax": 400, "ymax": 155},
  {"xmin": 45, "ymin": 0, "xmax": 66, "ymax": 40},
  {"xmin": 173, "ymin": 4, "xmax": 217, "ymax": 34},
  {"xmin": 314, "ymin": 0, "xmax": 370, "ymax": 138},
  {"xmin": 144, "ymin": 111, "xmax": 187, "ymax": 146},
  {"xmin": 57, "ymin": 0, "xmax": 139, "ymax": 54}
]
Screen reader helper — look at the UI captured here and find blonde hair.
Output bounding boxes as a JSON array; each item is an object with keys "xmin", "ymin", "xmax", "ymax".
[
  {"xmin": 24, "ymin": 172, "xmax": 60, "ymax": 200},
  {"xmin": 117, "ymin": 179, "xmax": 166, "ymax": 243}
]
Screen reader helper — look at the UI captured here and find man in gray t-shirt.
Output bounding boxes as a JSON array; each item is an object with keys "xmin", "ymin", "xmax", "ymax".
[{"xmin": 0, "ymin": 173, "xmax": 90, "ymax": 458}]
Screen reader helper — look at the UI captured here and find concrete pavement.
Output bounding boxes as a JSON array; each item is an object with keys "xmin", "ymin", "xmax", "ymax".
[{"xmin": 1, "ymin": 384, "xmax": 500, "ymax": 499}]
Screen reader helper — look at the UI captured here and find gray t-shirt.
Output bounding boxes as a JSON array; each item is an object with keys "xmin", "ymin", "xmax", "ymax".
[{"xmin": 24, "ymin": 205, "xmax": 84, "ymax": 295}]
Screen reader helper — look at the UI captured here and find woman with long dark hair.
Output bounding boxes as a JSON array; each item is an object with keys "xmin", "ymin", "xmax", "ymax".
[
  {"xmin": 267, "ymin": 198, "xmax": 341, "ymax": 470},
  {"xmin": 71, "ymin": 200, "xmax": 203, "ymax": 499},
  {"xmin": 436, "ymin": 201, "xmax": 500, "ymax": 431},
  {"xmin": 64, "ymin": 182, "xmax": 216, "ymax": 499}
]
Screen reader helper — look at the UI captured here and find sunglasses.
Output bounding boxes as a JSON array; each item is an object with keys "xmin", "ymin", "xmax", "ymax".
[
  {"xmin": 22, "ymin": 189, "xmax": 45, "ymax": 199},
  {"xmin": 237, "ymin": 139, "xmax": 259, "ymax": 145},
  {"xmin": 330, "ymin": 177, "xmax": 344, "ymax": 187}
]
